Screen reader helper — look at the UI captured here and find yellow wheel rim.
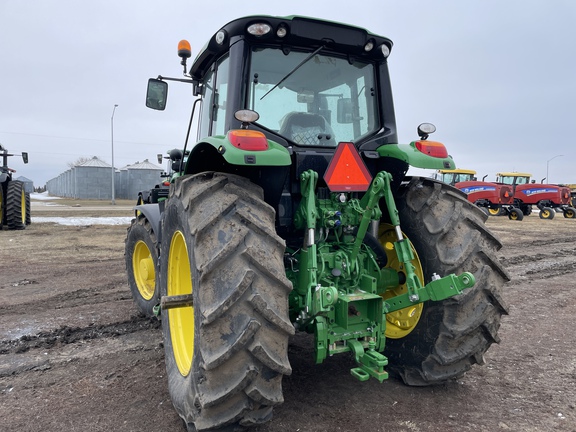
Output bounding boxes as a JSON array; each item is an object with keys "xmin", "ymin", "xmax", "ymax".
[
  {"xmin": 132, "ymin": 240, "xmax": 156, "ymax": 300},
  {"xmin": 542, "ymin": 209, "xmax": 551, "ymax": 218},
  {"xmin": 488, "ymin": 208, "xmax": 500, "ymax": 216},
  {"xmin": 379, "ymin": 224, "xmax": 424, "ymax": 339},
  {"xmin": 20, "ymin": 190, "xmax": 26, "ymax": 224},
  {"xmin": 168, "ymin": 230, "xmax": 194, "ymax": 376}
]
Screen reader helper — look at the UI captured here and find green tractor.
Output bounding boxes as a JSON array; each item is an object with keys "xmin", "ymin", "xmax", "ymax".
[
  {"xmin": 128, "ymin": 15, "xmax": 509, "ymax": 431},
  {"xmin": 0, "ymin": 144, "xmax": 30, "ymax": 230}
]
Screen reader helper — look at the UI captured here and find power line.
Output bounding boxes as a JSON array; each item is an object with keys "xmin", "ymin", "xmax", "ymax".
[{"xmin": 0, "ymin": 130, "xmax": 165, "ymax": 146}]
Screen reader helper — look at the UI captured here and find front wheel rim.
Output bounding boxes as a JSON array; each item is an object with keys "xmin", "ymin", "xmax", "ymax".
[
  {"xmin": 167, "ymin": 230, "xmax": 194, "ymax": 376},
  {"xmin": 379, "ymin": 224, "xmax": 424, "ymax": 339}
]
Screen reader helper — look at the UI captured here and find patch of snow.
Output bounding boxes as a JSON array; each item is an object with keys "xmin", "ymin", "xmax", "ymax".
[
  {"xmin": 31, "ymin": 201, "xmax": 66, "ymax": 207},
  {"xmin": 30, "ymin": 192, "xmax": 62, "ymax": 201},
  {"xmin": 32, "ymin": 217, "xmax": 132, "ymax": 226}
]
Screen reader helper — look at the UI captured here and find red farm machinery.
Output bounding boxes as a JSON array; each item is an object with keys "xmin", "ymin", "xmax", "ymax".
[
  {"xmin": 496, "ymin": 172, "xmax": 575, "ymax": 219},
  {"xmin": 435, "ymin": 169, "xmax": 522, "ymax": 220}
]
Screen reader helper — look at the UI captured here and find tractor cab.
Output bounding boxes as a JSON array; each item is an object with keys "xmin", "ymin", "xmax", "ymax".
[
  {"xmin": 436, "ymin": 168, "xmax": 476, "ymax": 186},
  {"xmin": 149, "ymin": 16, "xmax": 397, "ymax": 149},
  {"xmin": 496, "ymin": 172, "xmax": 532, "ymax": 186}
]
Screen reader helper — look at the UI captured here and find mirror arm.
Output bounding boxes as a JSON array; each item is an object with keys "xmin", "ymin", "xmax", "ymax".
[
  {"xmin": 157, "ymin": 75, "xmax": 196, "ymax": 84},
  {"xmin": 157, "ymin": 75, "xmax": 200, "ymax": 95}
]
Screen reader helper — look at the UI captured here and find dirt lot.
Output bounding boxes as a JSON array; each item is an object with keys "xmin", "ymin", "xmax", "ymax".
[{"xmin": 1, "ymin": 197, "xmax": 575, "ymax": 432}]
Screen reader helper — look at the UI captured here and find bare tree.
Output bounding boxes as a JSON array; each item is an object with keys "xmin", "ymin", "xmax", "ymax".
[{"xmin": 67, "ymin": 156, "xmax": 94, "ymax": 168}]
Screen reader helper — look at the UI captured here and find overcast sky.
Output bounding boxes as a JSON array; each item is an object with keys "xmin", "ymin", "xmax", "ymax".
[{"xmin": 1, "ymin": 1, "xmax": 575, "ymax": 187}]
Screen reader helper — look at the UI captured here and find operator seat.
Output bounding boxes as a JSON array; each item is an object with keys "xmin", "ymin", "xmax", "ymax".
[{"xmin": 279, "ymin": 112, "xmax": 336, "ymax": 146}]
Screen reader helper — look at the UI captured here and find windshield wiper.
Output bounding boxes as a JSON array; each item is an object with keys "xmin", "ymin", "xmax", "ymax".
[{"xmin": 260, "ymin": 45, "xmax": 325, "ymax": 100}]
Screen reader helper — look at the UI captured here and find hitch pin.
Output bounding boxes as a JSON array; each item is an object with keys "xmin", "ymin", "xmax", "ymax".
[{"xmin": 394, "ymin": 225, "xmax": 403, "ymax": 242}]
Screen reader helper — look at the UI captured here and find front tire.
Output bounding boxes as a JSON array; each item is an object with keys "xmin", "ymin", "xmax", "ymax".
[
  {"xmin": 6, "ymin": 180, "xmax": 26, "ymax": 230},
  {"xmin": 125, "ymin": 215, "xmax": 159, "ymax": 317},
  {"xmin": 384, "ymin": 177, "xmax": 509, "ymax": 385},
  {"xmin": 159, "ymin": 172, "xmax": 293, "ymax": 431}
]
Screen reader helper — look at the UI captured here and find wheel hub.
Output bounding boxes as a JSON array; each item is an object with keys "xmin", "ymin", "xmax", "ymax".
[
  {"xmin": 378, "ymin": 224, "xmax": 424, "ymax": 339},
  {"xmin": 138, "ymin": 256, "xmax": 153, "ymax": 280}
]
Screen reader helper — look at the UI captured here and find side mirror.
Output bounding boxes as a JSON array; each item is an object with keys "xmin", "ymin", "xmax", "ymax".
[
  {"xmin": 336, "ymin": 98, "xmax": 353, "ymax": 124},
  {"xmin": 157, "ymin": 154, "xmax": 163, "ymax": 164},
  {"xmin": 146, "ymin": 79, "xmax": 168, "ymax": 110},
  {"xmin": 21, "ymin": 152, "xmax": 28, "ymax": 164}
]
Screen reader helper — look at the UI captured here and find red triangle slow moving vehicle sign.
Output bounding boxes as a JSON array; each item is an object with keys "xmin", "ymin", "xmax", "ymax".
[{"xmin": 324, "ymin": 142, "xmax": 372, "ymax": 192}]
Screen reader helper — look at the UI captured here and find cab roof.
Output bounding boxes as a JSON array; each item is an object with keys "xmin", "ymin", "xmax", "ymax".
[
  {"xmin": 439, "ymin": 169, "xmax": 477, "ymax": 175},
  {"xmin": 190, "ymin": 15, "xmax": 394, "ymax": 80},
  {"xmin": 497, "ymin": 172, "xmax": 532, "ymax": 177}
]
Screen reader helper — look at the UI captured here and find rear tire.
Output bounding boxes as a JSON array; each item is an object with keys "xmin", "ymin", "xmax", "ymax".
[
  {"xmin": 125, "ymin": 215, "xmax": 159, "ymax": 317},
  {"xmin": 25, "ymin": 193, "xmax": 31, "ymax": 225},
  {"xmin": 539, "ymin": 207, "xmax": 555, "ymax": 219},
  {"xmin": 0, "ymin": 185, "xmax": 4, "ymax": 229},
  {"xmin": 6, "ymin": 181, "xmax": 26, "ymax": 230},
  {"xmin": 384, "ymin": 177, "xmax": 509, "ymax": 385},
  {"xmin": 521, "ymin": 205, "xmax": 532, "ymax": 216},
  {"xmin": 159, "ymin": 172, "xmax": 293, "ymax": 431}
]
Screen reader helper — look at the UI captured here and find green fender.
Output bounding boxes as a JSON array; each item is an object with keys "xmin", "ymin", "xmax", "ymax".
[
  {"xmin": 377, "ymin": 142, "xmax": 455, "ymax": 170},
  {"xmin": 196, "ymin": 134, "xmax": 291, "ymax": 166}
]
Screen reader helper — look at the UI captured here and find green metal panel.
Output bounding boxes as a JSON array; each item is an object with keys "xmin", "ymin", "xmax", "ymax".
[
  {"xmin": 377, "ymin": 142, "xmax": 456, "ymax": 170},
  {"xmin": 200, "ymin": 135, "xmax": 291, "ymax": 166}
]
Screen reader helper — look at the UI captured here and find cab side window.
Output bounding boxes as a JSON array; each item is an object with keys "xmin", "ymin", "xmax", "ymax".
[
  {"xmin": 213, "ymin": 56, "xmax": 229, "ymax": 136},
  {"xmin": 197, "ymin": 55, "xmax": 229, "ymax": 140},
  {"xmin": 198, "ymin": 69, "xmax": 214, "ymax": 140}
]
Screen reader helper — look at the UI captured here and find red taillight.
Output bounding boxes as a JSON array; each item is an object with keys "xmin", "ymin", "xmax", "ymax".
[
  {"xmin": 162, "ymin": 181, "xmax": 170, "ymax": 186},
  {"xmin": 414, "ymin": 140, "xmax": 449, "ymax": 158},
  {"xmin": 227, "ymin": 130, "xmax": 269, "ymax": 151},
  {"xmin": 324, "ymin": 142, "xmax": 372, "ymax": 192}
]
